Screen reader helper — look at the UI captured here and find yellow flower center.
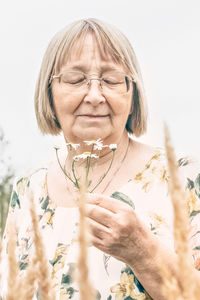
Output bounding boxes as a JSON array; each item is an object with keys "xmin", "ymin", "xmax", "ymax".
[{"xmin": 83, "ymin": 152, "xmax": 91, "ymax": 155}]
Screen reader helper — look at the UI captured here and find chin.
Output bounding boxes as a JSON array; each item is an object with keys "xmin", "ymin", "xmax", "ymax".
[{"xmin": 73, "ymin": 127, "xmax": 111, "ymax": 142}]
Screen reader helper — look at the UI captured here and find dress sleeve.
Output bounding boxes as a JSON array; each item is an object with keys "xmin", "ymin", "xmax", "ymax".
[
  {"xmin": 2, "ymin": 176, "xmax": 24, "ymax": 246},
  {"xmin": 187, "ymin": 173, "xmax": 200, "ymax": 270},
  {"xmin": 179, "ymin": 157, "xmax": 200, "ymax": 270},
  {"xmin": 0, "ymin": 176, "xmax": 32, "ymax": 297}
]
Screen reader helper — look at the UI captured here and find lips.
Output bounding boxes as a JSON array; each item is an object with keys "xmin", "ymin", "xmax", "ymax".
[{"xmin": 78, "ymin": 114, "xmax": 109, "ymax": 117}]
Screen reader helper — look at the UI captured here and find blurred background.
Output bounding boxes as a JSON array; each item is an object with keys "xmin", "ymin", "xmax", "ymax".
[{"xmin": 0, "ymin": 0, "xmax": 200, "ymax": 232}]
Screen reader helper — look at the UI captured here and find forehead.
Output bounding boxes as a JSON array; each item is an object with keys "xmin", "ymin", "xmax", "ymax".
[{"xmin": 59, "ymin": 33, "xmax": 125, "ymax": 72}]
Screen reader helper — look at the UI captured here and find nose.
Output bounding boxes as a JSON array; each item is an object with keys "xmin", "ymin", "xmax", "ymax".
[{"xmin": 83, "ymin": 79, "xmax": 106, "ymax": 106}]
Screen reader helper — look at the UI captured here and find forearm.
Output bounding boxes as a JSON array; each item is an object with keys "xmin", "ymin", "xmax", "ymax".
[
  {"xmin": 129, "ymin": 234, "xmax": 174, "ymax": 300},
  {"xmin": 128, "ymin": 231, "xmax": 200, "ymax": 300}
]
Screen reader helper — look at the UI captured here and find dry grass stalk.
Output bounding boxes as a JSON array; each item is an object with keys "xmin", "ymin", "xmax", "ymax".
[
  {"xmin": 6, "ymin": 221, "xmax": 21, "ymax": 300},
  {"xmin": 159, "ymin": 255, "xmax": 182, "ymax": 300},
  {"xmin": 77, "ymin": 175, "xmax": 96, "ymax": 300},
  {"xmin": 28, "ymin": 190, "xmax": 55, "ymax": 300},
  {"xmin": 20, "ymin": 255, "xmax": 39, "ymax": 300},
  {"xmin": 162, "ymin": 124, "xmax": 197, "ymax": 299}
]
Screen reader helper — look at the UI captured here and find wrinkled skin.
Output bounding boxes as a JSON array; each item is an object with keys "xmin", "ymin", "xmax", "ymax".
[{"xmin": 86, "ymin": 193, "xmax": 150, "ymax": 267}]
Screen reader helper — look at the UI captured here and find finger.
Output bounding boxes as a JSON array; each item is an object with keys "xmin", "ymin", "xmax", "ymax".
[
  {"xmin": 89, "ymin": 235, "xmax": 104, "ymax": 250},
  {"xmin": 85, "ymin": 203, "xmax": 114, "ymax": 228},
  {"xmin": 87, "ymin": 193, "xmax": 129, "ymax": 213},
  {"xmin": 87, "ymin": 217, "xmax": 111, "ymax": 240},
  {"xmin": 88, "ymin": 232, "xmax": 109, "ymax": 253}
]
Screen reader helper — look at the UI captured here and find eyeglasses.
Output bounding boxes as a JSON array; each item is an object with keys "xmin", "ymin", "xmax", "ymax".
[{"xmin": 49, "ymin": 71, "xmax": 133, "ymax": 95}]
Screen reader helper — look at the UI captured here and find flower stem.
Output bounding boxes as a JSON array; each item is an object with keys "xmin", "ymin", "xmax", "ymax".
[
  {"xmin": 85, "ymin": 145, "xmax": 94, "ymax": 188},
  {"xmin": 72, "ymin": 160, "xmax": 79, "ymax": 189},
  {"xmin": 55, "ymin": 148, "xmax": 76, "ymax": 186},
  {"xmin": 89, "ymin": 151, "xmax": 115, "ymax": 193},
  {"xmin": 86, "ymin": 146, "xmax": 94, "ymax": 178}
]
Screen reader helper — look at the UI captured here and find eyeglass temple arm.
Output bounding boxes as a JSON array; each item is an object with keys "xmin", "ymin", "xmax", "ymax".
[{"xmin": 49, "ymin": 75, "xmax": 60, "ymax": 84}]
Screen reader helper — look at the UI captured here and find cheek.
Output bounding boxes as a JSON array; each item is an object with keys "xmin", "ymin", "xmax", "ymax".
[
  {"xmin": 52, "ymin": 85, "xmax": 81, "ymax": 115},
  {"xmin": 109, "ymin": 95, "xmax": 132, "ymax": 116}
]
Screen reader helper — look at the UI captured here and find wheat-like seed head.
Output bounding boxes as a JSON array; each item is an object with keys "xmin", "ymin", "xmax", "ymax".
[
  {"xmin": 28, "ymin": 190, "xmax": 55, "ymax": 300},
  {"xmin": 77, "ymin": 173, "xmax": 96, "ymax": 300},
  {"xmin": 162, "ymin": 124, "xmax": 198, "ymax": 300},
  {"xmin": 6, "ymin": 220, "xmax": 21, "ymax": 300},
  {"xmin": 20, "ymin": 254, "xmax": 39, "ymax": 300}
]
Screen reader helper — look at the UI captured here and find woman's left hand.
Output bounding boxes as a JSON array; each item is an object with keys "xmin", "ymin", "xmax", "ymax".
[
  {"xmin": 86, "ymin": 193, "xmax": 150, "ymax": 267},
  {"xmin": 86, "ymin": 193, "xmax": 200, "ymax": 300}
]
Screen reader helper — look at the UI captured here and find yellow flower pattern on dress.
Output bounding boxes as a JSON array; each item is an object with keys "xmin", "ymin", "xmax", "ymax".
[
  {"xmin": 110, "ymin": 272, "xmax": 146, "ymax": 300},
  {"xmin": 149, "ymin": 212, "xmax": 166, "ymax": 235},
  {"xmin": 1, "ymin": 152, "xmax": 200, "ymax": 300},
  {"xmin": 187, "ymin": 189, "xmax": 200, "ymax": 215},
  {"xmin": 59, "ymin": 289, "xmax": 70, "ymax": 300},
  {"xmin": 50, "ymin": 243, "xmax": 69, "ymax": 296},
  {"xmin": 133, "ymin": 151, "xmax": 169, "ymax": 193},
  {"xmin": 16, "ymin": 177, "xmax": 29, "ymax": 196}
]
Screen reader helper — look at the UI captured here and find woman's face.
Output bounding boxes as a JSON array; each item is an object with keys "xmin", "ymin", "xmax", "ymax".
[{"xmin": 51, "ymin": 34, "xmax": 133, "ymax": 145}]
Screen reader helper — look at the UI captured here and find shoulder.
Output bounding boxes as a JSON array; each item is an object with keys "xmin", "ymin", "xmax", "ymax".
[
  {"xmin": 130, "ymin": 137, "xmax": 199, "ymax": 179},
  {"xmin": 129, "ymin": 138, "xmax": 166, "ymax": 172},
  {"xmin": 129, "ymin": 138, "xmax": 200, "ymax": 192},
  {"xmin": 128, "ymin": 138, "xmax": 166, "ymax": 166},
  {"xmin": 10, "ymin": 167, "xmax": 48, "ymax": 210},
  {"xmin": 129, "ymin": 138, "xmax": 157, "ymax": 157}
]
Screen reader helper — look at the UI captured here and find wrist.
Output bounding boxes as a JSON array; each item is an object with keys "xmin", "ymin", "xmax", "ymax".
[{"xmin": 126, "ymin": 219, "xmax": 157, "ymax": 269}]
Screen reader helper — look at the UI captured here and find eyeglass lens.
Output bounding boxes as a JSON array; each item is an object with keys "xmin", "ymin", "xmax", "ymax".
[{"xmin": 56, "ymin": 71, "xmax": 131, "ymax": 94}]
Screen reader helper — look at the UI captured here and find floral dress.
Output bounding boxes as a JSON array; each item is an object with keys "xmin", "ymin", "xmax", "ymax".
[{"xmin": 1, "ymin": 150, "xmax": 200, "ymax": 300}]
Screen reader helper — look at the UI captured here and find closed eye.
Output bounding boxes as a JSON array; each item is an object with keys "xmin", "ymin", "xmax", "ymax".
[
  {"xmin": 69, "ymin": 78, "xmax": 86, "ymax": 84},
  {"xmin": 62, "ymin": 72, "xmax": 86, "ymax": 84},
  {"xmin": 102, "ymin": 78, "xmax": 124, "ymax": 85}
]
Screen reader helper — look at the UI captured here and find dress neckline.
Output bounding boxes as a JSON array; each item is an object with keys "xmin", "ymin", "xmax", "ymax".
[{"xmin": 43, "ymin": 148, "xmax": 165, "ymax": 209}]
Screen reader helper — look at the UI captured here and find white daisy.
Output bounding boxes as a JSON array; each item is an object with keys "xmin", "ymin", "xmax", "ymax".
[
  {"xmin": 90, "ymin": 154, "xmax": 99, "ymax": 159},
  {"xmin": 109, "ymin": 144, "xmax": 117, "ymax": 151},
  {"xmin": 84, "ymin": 138, "xmax": 103, "ymax": 150},
  {"xmin": 73, "ymin": 152, "xmax": 99, "ymax": 161},
  {"xmin": 94, "ymin": 140, "xmax": 104, "ymax": 150},
  {"xmin": 84, "ymin": 140, "xmax": 95, "ymax": 146},
  {"xmin": 66, "ymin": 142, "xmax": 80, "ymax": 150},
  {"xmin": 54, "ymin": 146, "xmax": 60, "ymax": 151}
]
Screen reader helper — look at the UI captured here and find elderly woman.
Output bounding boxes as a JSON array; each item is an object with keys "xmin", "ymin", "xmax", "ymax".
[{"xmin": 2, "ymin": 18, "xmax": 200, "ymax": 300}]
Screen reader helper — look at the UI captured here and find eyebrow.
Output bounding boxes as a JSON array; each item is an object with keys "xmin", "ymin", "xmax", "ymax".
[{"xmin": 61, "ymin": 62, "xmax": 123, "ymax": 73}]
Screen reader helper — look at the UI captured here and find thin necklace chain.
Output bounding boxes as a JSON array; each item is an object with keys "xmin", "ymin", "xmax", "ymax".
[{"xmin": 100, "ymin": 137, "xmax": 130, "ymax": 194}]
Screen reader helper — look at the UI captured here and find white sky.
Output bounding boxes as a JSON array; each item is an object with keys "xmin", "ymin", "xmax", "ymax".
[{"xmin": 0, "ymin": 0, "xmax": 200, "ymax": 174}]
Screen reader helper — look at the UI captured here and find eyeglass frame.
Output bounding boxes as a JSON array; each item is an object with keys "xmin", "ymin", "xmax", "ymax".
[{"xmin": 49, "ymin": 70, "xmax": 135, "ymax": 94}]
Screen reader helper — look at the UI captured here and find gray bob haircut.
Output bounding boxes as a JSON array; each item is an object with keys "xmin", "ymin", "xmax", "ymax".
[{"xmin": 34, "ymin": 18, "xmax": 148, "ymax": 137}]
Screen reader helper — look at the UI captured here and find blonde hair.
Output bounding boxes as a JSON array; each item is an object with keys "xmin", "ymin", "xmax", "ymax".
[{"xmin": 34, "ymin": 18, "xmax": 148, "ymax": 137}]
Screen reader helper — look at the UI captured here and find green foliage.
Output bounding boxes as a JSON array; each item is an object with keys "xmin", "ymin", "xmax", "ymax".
[{"xmin": 0, "ymin": 128, "xmax": 15, "ymax": 236}]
